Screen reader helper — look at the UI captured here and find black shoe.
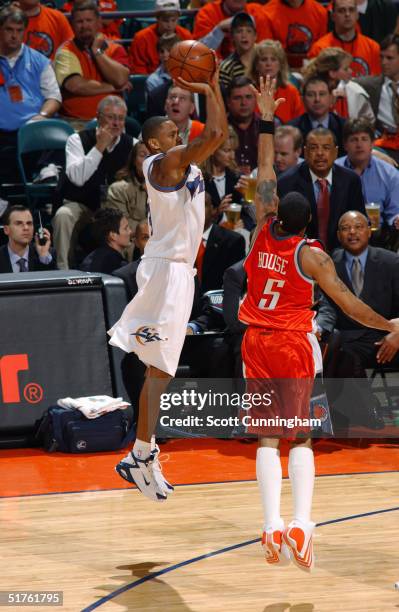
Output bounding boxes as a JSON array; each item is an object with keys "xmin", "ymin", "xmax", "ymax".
[{"xmin": 365, "ymin": 406, "xmax": 385, "ymax": 430}]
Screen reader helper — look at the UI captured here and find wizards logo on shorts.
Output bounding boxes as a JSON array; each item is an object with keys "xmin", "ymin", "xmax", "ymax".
[{"xmin": 132, "ymin": 326, "xmax": 166, "ymax": 345}]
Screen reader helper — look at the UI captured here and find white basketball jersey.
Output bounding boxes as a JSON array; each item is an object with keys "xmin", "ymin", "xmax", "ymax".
[{"xmin": 142, "ymin": 153, "xmax": 205, "ymax": 265}]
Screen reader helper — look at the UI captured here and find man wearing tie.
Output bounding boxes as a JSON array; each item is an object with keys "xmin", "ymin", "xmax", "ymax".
[
  {"xmin": 277, "ymin": 128, "xmax": 366, "ymax": 251},
  {"xmin": 0, "ymin": 204, "xmax": 57, "ymax": 272},
  {"xmin": 316, "ymin": 210, "xmax": 399, "ymax": 427}
]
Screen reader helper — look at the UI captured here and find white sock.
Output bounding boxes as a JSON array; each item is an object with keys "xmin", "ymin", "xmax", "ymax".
[
  {"xmin": 288, "ymin": 446, "xmax": 315, "ymax": 524},
  {"xmin": 256, "ymin": 446, "xmax": 282, "ymax": 530},
  {"xmin": 133, "ymin": 438, "xmax": 151, "ymax": 459}
]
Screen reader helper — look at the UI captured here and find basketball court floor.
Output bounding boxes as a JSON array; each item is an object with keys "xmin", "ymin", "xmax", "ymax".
[{"xmin": 1, "ymin": 438, "xmax": 398, "ymax": 611}]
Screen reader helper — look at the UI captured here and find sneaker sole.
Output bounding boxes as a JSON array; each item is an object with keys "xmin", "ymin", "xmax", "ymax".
[
  {"xmin": 283, "ymin": 529, "xmax": 314, "ymax": 572},
  {"xmin": 262, "ymin": 531, "xmax": 291, "ymax": 566}
]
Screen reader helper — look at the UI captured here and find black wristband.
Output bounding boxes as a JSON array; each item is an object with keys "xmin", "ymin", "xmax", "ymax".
[{"xmin": 259, "ymin": 120, "xmax": 275, "ymax": 134}]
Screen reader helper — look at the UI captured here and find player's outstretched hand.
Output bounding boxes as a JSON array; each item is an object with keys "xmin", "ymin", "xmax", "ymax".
[
  {"xmin": 250, "ymin": 75, "xmax": 285, "ymax": 119},
  {"xmin": 176, "ymin": 77, "xmax": 211, "ymax": 96}
]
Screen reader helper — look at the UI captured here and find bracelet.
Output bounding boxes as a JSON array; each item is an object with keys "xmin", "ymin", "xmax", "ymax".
[{"xmin": 259, "ymin": 120, "xmax": 275, "ymax": 135}]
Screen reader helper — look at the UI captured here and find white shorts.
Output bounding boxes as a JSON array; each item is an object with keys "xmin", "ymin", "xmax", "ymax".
[{"xmin": 108, "ymin": 257, "xmax": 195, "ymax": 376}]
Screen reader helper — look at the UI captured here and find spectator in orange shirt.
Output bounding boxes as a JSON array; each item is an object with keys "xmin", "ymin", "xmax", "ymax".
[
  {"xmin": 54, "ymin": 0, "xmax": 129, "ymax": 125},
  {"xmin": 61, "ymin": 0, "xmax": 122, "ymax": 40},
  {"xmin": 247, "ymin": 40, "xmax": 304, "ymax": 124},
  {"xmin": 164, "ymin": 85, "xmax": 204, "ymax": 144},
  {"xmin": 309, "ymin": 0, "xmax": 381, "ymax": 77},
  {"xmin": 129, "ymin": 0, "xmax": 191, "ymax": 75},
  {"xmin": 262, "ymin": 0, "xmax": 328, "ymax": 69},
  {"xmin": 16, "ymin": 0, "xmax": 73, "ymax": 59},
  {"xmin": 193, "ymin": 0, "xmax": 268, "ymax": 59}
]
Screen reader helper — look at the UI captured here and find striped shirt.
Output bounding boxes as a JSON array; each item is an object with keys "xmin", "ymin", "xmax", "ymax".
[{"xmin": 219, "ymin": 52, "xmax": 245, "ymax": 94}]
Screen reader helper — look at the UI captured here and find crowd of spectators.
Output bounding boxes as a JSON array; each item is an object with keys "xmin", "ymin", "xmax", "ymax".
[{"xmin": 1, "ymin": 0, "xmax": 399, "ymax": 427}]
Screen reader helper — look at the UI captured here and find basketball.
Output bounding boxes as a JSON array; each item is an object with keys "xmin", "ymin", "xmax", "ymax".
[{"xmin": 166, "ymin": 40, "xmax": 216, "ymax": 84}]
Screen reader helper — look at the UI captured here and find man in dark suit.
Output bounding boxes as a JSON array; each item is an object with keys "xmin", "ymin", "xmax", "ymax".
[
  {"xmin": 317, "ymin": 210, "xmax": 399, "ymax": 428},
  {"xmin": 355, "ymin": 34, "xmax": 399, "ymax": 162},
  {"xmin": 0, "ymin": 204, "xmax": 57, "ymax": 272},
  {"xmin": 289, "ymin": 76, "xmax": 346, "ymax": 156},
  {"xmin": 277, "ymin": 128, "xmax": 366, "ymax": 251},
  {"xmin": 112, "ymin": 219, "xmax": 150, "ymax": 300},
  {"xmin": 198, "ymin": 192, "xmax": 246, "ymax": 294}
]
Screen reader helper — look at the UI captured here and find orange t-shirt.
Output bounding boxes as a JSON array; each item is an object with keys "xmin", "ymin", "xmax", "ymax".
[
  {"xmin": 24, "ymin": 5, "xmax": 73, "ymax": 60},
  {"xmin": 309, "ymin": 31, "xmax": 381, "ymax": 77},
  {"xmin": 62, "ymin": 0, "xmax": 122, "ymax": 39},
  {"xmin": 129, "ymin": 23, "xmax": 192, "ymax": 74},
  {"xmin": 189, "ymin": 119, "xmax": 205, "ymax": 141},
  {"xmin": 193, "ymin": 1, "xmax": 269, "ymax": 59},
  {"xmin": 54, "ymin": 38, "xmax": 129, "ymax": 119},
  {"xmin": 262, "ymin": 0, "xmax": 328, "ymax": 68},
  {"xmin": 275, "ymin": 83, "xmax": 304, "ymax": 123}
]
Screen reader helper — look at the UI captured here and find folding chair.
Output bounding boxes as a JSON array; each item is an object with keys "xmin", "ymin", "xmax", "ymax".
[{"xmin": 17, "ymin": 119, "xmax": 74, "ymax": 208}]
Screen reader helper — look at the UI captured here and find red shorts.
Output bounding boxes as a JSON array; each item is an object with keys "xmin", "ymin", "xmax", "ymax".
[{"xmin": 241, "ymin": 327, "xmax": 320, "ymax": 437}]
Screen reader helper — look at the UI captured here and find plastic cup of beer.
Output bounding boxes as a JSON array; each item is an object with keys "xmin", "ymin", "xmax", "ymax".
[
  {"xmin": 365, "ymin": 202, "xmax": 380, "ymax": 231},
  {"xmin": 244, "ymin": 177, "xmax": 257, "ymax": 202},
  {"xmin": 226, "ymin": 203, "xmax": 242, "ymax": 226}
]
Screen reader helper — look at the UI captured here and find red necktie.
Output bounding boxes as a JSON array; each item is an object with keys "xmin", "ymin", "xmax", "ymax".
[
  {"xmin": 195, "ymin": 240, "xmax": 206, "ymax": 281},
  {"xmin": 317, "ymin": 179, "xmax": 330, "ymax": 249}
]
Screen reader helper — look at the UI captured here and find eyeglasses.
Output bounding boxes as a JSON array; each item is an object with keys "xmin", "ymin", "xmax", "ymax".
[
  {"xmin": 167, "ymin": 94, "xmax": 191, "ymax": 102},
  {"xmin": 99, "ymin": 112, "xmax": 126, "ymax": 123}
]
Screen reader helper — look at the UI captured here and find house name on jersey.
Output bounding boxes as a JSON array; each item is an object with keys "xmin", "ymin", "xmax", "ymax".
[{"xmin": 258, "ymin": 252, "xmax": 289, "ymax": 275}]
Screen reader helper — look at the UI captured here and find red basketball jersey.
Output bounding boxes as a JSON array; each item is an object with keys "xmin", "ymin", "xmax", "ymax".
[{"xmin": 239, "ymin": 219, "xmax": 315, "ymax": 331}]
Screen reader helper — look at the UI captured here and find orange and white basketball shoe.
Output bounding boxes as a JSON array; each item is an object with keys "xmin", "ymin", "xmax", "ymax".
[
  {"xmin": 283, "ymin": 520, "xmax": 315, "ymax": 572},
  {"xmin": 262, "ymin": 519, "xmax": 291, "ymax": 566}
]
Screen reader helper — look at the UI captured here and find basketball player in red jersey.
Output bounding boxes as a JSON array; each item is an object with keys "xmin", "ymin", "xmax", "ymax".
[{"xmin": 239, "ymin": 76, "xmax": 399, "ymax": 571}]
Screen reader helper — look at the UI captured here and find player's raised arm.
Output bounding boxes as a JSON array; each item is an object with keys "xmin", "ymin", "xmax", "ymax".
[
  {"xmin": 251, "ymin": 76, "xmax": 285, "ymax": 226},
  {"xmin": 161, "ymin": 66, "xmax": 228, "ymax": 170},
  {"xmin": 301, "ymin": 247, "xmax": 399, "ymax": 333}
]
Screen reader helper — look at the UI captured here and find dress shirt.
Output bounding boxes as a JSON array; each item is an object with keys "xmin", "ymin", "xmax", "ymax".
[
  {"xmin": 65, "ymin": 133, "xmax": 121, "ymax": 187},
  {"xmin": 344, "ymin": 246, "xmax": 368, "ymax": 281},
  {"xmin": 311, "ymin": 115, "xmax": 330, "ymax": 129},
  {"xmin": 377, "ymin": 77, "xmax": 397, "ymax": 131},
  {"xmin": 7, "ymin": 244, "xmax": 52, "ymax": 272},
  {"xmin": 336, "ymin": 155, "xmax": 399, "ymax": 225},
  {"xmin": 145, "ymin": 65, "xmax": 171, "ymax": 94},
  {"xmin": 309, "ymin": 167, "xmax": 333, "ymax": 203}
]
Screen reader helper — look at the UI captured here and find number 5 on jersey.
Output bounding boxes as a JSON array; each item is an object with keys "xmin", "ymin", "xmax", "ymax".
[{"xmin": 258, "ymin": 278, "xmax": 285, "ymax": 310}]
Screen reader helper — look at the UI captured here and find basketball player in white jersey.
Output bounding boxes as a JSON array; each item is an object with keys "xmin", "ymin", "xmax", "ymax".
[
  {"xmin": 108, "ymin": 69, "xmax": 228, "ymax": 501},
  {"xmin": 243, "ymin": 76, "xmax": 399, "ymax": 570}
]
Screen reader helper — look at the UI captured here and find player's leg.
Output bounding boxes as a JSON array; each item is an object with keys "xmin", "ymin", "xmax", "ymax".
[
  {"xmin": 258, "ymin": 437, "xmax": 291, "ymax": 566},
  {"xmin": 116, "ymin": 365, "xmax": 173, "ymax": 502},
  {"xmin": 283, "ymin": 437, "xmax": 316, "ymax": 571}
]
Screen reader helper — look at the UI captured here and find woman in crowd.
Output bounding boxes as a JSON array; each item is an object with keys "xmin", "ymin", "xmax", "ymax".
[
  {"xmin": 106, "ymin": 141, "xmax": 149, "ymax": 260},
  {"xmin": 247, "ymin": 40, "xmax": 304, "ymax": 124},
  {"xmin": 303, "ymin": 47, "xmax": 375, "ymax": 122}
]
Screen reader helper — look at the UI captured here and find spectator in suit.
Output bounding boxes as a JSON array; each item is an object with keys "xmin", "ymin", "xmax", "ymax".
[
  {"xmin": 277, "ymin": 127, "xmax": 366, "ymax": 251},
  {"xmin": 0, "ymin": 6, "xmax": 62, "ymax": 179},
  {"xmin": 53, "ymin": 0, "xmax": 130, "ymax": 127},
  {"xmin": 289, "ymin": 76, "xmax": 346, "ymax": 155},
  {"xmin": 219, "ymin": 12, "xmax": 257, "ymax": 95},
  {"xmin": 195, "ymin": 191, "xmax": 246, "ymax": 294},
  {"xmin": 164, "ymin": 85, "xmax": 205, "ymax": 145},
  {"xmin": 19, "ymin": 0, "xmax": 73, "ymax": 60},
  {"xmin": 247, "ymin": 39, "xmax": 304, "ymax": 124},
  {"xmin": 356, "ymin": 34, "xmax": 399, "ymax": 162},
  {"xmin": 355, "ymin": 0, "xmax": 398, "ymax": 45},
  {"xmin": 335, "ymin": 117, "xmax": 399, "ymax": 231},
  {"xmin": 303, "ymin": 47, "xmax": 375, "ymax": 122},
  {"xmin": 0, "ymin": 204, "xmax": 57, "ymax": 272},
  {"xmin": 113, "ymin": 219, "xmax": 150, "ymax": 300},
  {"xmin": 226, "ymin": 75, "xmax": 259, "ymax": 173},
  {"xmin": 79, "ymin": 207, "xmax": 132, "ymax": 274},
  {"xmin": 309, "ymin": 0, "xmax": 381, "ymax": 78},
  {"xmin": 106, "ymin": 141, "xmax": 149, "ymax": 260},
  {"xmin": 128, "ymin": 0, "xmax": 191, "ymax": 75},
  {"xmin": 222, "ymin": 258, "xmax": 246, "ymax": 377},
  {"xmin": 317, "ymin": 210, "xmax": 399, "ymax": 428},
  {"xmin": 53, "ymin": 95, "xmax": 133, "ymax": 270}
]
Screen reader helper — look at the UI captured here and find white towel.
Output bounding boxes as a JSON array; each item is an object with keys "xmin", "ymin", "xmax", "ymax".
[{"xmin": 57, "ymin": 395, "xmax": 130, "ymax": 419}]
